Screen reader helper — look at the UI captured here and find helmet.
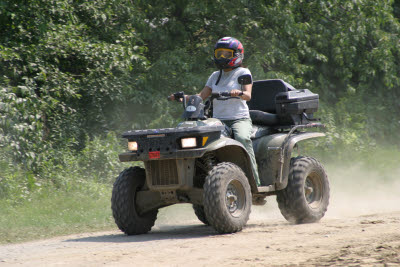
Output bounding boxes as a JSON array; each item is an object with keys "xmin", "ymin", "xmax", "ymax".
[{"xmin": 213, "ymin": 37, "xmax": 244, "ymax": 69}]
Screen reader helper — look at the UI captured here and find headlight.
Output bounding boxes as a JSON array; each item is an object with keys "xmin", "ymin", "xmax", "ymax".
[
  {"xmin": 181, "ymin": 137, "xmax": 197, "ymax": 148},
  {"xmin": 128, "ymin": 141, "xmax": 138, "ymax": 151}
]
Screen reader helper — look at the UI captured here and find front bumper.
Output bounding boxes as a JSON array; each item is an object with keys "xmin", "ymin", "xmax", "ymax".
[
  {"xmin": 119, "ymin": 125, "xmax": 224, "ymax": 162},
  {"xmin": 119, "ymin": 148, "xmax": 207, "ymax": 162}
]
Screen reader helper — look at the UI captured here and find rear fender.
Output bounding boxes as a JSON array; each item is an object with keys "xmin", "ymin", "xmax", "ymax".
[{"xmin": 278, "ymin": 132, "xmax": 325, "ymax": 190}]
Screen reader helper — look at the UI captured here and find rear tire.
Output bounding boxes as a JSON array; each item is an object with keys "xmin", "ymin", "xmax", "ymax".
[
  {"xmin": 111, "ymin": 167, "xmax": 158, "ymax": 235},
  {"xmin": 277, "ymin": 156, "xmax": 329, "ymax": 224},
  {"xmin": 203, "ymin": 162, "xmax": 252, "ymax": 234}
]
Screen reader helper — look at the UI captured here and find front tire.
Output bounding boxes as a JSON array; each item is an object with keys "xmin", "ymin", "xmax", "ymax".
[
  {"xmin": 203, "ymin": 162, "xmax": 252, "ymax": 234},
  {"xmin": 192, "ymin": 204, "xmax": 209, "ymax": 225},
  {"xmin": 277, "ymin": 156, "xmax": 329, "ymax": 224},
  {"xmin": 111, "ymin": 167, "xmax": 158, "ymax": 235}
]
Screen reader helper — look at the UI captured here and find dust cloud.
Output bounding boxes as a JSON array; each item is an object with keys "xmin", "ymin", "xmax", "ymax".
[
  {"xmin": 325, "ymin": 163, "xmax": 400, "ymax": 218},
  {"xmin": 154, "ymin": 162, "xmax": 400, "ymax": 227}
]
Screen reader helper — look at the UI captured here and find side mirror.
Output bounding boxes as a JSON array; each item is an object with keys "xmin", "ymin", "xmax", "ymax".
[{"xmin": 238, "ymin": 74, "xmax": 252, "ymax": 85}]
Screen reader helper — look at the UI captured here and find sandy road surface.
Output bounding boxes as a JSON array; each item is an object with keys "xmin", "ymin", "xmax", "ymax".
[
  {"xmin": 0, "ymin": 205, "xmax": 399, "ymax": 266},
  {"xmin": 1, "ymin": 165, "xmax": 400, "ymax": 266}
]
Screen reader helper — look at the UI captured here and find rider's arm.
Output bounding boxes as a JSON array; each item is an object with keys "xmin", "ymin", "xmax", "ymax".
[
  {"xmin": 197, "ymin": 86, "xmax": 212, "ymax": 101},
  {"xmin": 230, "ymin": 83, "xmax": 252, "ymax": 101}
]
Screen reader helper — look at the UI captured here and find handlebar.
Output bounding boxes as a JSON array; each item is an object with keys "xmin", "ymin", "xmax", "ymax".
[
  {"xmin": 167, "ymin": 91, "xmax": 185, "ymax": 102},
  {"xmin": 168, "ymin": 91, "xmax": 243, "ymax": 102},
  {"xmin": 211, "ymin": 91, "xmax": 243, "ymax": 100},
  {"xmin": 167, "ymin": 90, "xmax": 244, "ymax": 119}
]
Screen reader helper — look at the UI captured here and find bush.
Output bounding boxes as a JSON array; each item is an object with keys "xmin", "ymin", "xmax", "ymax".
[{"xmin": 0, "ymin": 132, "xmax": 138, "ymax": 205}]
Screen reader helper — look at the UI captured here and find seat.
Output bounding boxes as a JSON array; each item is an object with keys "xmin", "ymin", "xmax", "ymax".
[
  {"xmin": 248, "ymin": 79, "xmax": 294, "ymax": 126},
  {"xmin": 249, "ymin": 110, "xmax": 279, "ymax": 126}
]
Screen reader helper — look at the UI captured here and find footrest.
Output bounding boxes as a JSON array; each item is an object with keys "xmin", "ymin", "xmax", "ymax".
[
  {"xmin": 256, "ymin": 185, "xmax": 275, "ymax": 193},
  {"xmin": 252, "ymin": 196, "xmax": 267, "ymax": 205}
]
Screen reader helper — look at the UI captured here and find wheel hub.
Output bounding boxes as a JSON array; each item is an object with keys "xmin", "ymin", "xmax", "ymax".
[
  {"xmin": 304, "ymin": 172, "xmax": 323, "ymax": 209},
  {"xmin": 226, "ymin": 185, "xmax": 239, "ymax": 213},
  {"xmin": 305, "ymin": 179, "xmax": 315, "ymax": 203},
  {"xmin": 305, "ymin": 183, "xmax": 314, "ymax": 199}
]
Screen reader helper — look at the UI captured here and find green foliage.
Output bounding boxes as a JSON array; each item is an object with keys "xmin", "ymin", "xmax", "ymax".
[
  {"xmin": 0, "ymin": 133, "xmax": 132, "ymax": 205},
  {"xmin": 0, "ymin": 0, "xmax": 399, "ymax": 197},
  {"xmin": 0, "ymin": 132, "xmax": 130, "ymax": 243},
  {"xmin": 0, "ymin": 0, "xmax": 149, "ymax": 170}
]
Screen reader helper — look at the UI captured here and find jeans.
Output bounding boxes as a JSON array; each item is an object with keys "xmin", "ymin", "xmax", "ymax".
[{"xmin": 222, "ymin": 118, "xmax": 261, "ymax": 186}]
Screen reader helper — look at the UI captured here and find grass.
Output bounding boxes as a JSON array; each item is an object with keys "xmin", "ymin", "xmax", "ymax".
[
  {"xmin": 0, "ymin": 134, "xmax": 131, "ymax": 244},
  {"xmin": 0, "ymin": 183, "xmax": 115, "ymax": 244}
]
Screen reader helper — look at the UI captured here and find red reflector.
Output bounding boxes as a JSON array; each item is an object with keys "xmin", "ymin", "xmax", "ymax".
[{"xmin": 149, "ymin": 151, "xmax": 160, "ymax": 159}]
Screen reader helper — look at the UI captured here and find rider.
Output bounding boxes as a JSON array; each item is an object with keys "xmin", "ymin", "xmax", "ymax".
[{"xmin": 170, "ymin": 37, "xmax": 261, "ymax": 186}]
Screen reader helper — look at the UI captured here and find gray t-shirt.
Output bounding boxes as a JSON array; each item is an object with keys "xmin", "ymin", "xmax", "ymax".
[{"xmin": 205, "ymin": 67, "xmax": 251, "ymax": 120}]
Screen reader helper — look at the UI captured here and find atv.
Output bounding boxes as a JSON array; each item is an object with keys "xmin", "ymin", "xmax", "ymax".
[{"xmin": 111, "ymin": 75, "xmax": 329, "ymax": 235}]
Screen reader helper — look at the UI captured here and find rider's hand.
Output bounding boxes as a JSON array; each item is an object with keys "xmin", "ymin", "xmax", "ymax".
[
  {"xmin": 168, "ymin": 94, "xmax": 175, "ymax": 101},
  {"xmin": 168, "ymin": 93, "xmax": 184, "ymax": 102},
  {"xmin": 230, "ymin": 89, "xmax": 242, "ymax": 97}
]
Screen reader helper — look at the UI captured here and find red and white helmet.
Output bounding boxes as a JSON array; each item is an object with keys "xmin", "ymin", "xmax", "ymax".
[{"xmin": 213, "ymin": 37, "xmax": 244, "ymax": 69}]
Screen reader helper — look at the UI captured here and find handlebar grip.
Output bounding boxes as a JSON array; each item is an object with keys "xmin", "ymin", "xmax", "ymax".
[
  {"xmin": 168, "ymin": 92, "xmax": 185, "ymax": 102},
  {"xmin": 220, "ymin": 92, "xmax": 231, "ymax": 97},
  {"xmin": 211, "ymin": 92, "xmax": 243, "ymax": 99},
  {"xmin": 217, "ymin": 92, "xmax": 244, "ymax": 97}
]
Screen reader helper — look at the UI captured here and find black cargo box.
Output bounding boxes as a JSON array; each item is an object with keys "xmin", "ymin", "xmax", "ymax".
[
  {"xmin": 247, "ymin": 79, "xmax": 320, "ymax": 126},
  {"xmin": 275, "ymin": 89, "xmax": 319, "ymax": 125},
  {"xmin": 276, "ymin": 89, "xmax": 319, "ymax": 115}
]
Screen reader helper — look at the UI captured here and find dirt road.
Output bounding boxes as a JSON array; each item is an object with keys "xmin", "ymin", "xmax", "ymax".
[
  {"xmin": 1, "ymin": 165, "xmax": 399, "ymax": 266},
  {"xmin": 0, "ymin": 204, "xmax": 399, "ymax": 266}
]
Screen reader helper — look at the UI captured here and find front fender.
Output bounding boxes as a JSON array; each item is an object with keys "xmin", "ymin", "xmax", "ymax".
[
  {"xmin": 204, "ymin": 137, "xmax": 259, "ymax": 191},
  {"xmin": 204, "ymin": 137, "xmax": 244, "ymax": 152}
]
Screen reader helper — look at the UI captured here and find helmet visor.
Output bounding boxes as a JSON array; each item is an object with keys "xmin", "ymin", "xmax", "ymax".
[{"xmin": 214, "ymin": 48, "xmax": 234, "ymax": 59}]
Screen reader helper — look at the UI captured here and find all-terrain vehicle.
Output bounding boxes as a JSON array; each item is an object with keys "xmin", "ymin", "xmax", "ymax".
[{"xmin": 111, "ymin": 75, "xmax": 329, "ymax": 234}]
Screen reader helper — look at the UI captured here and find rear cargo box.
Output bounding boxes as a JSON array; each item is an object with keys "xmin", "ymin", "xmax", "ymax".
[{"xmin": 275, "ymin": 89, "xmax": 319, "ymax": 125}]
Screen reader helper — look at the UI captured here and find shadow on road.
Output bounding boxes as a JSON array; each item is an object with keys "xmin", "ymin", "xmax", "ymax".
[{"xmin": 65, "ymin": 224, "xmax": 217, "ymax": 243}]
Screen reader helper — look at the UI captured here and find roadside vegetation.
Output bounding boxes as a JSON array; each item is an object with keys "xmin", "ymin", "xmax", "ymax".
[
  {"xmin": 1, "ymin": 0, "xmax": 399, "ymax": 243},
  {"xmin": 0, "ymin": 134, "xmax": 136, "ymax": 244}
]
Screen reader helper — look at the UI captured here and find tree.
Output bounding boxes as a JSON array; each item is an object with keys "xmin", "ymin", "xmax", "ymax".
[{"xmin": 1, "ymin": 0, "xmax": 400, "ymax": 171}]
